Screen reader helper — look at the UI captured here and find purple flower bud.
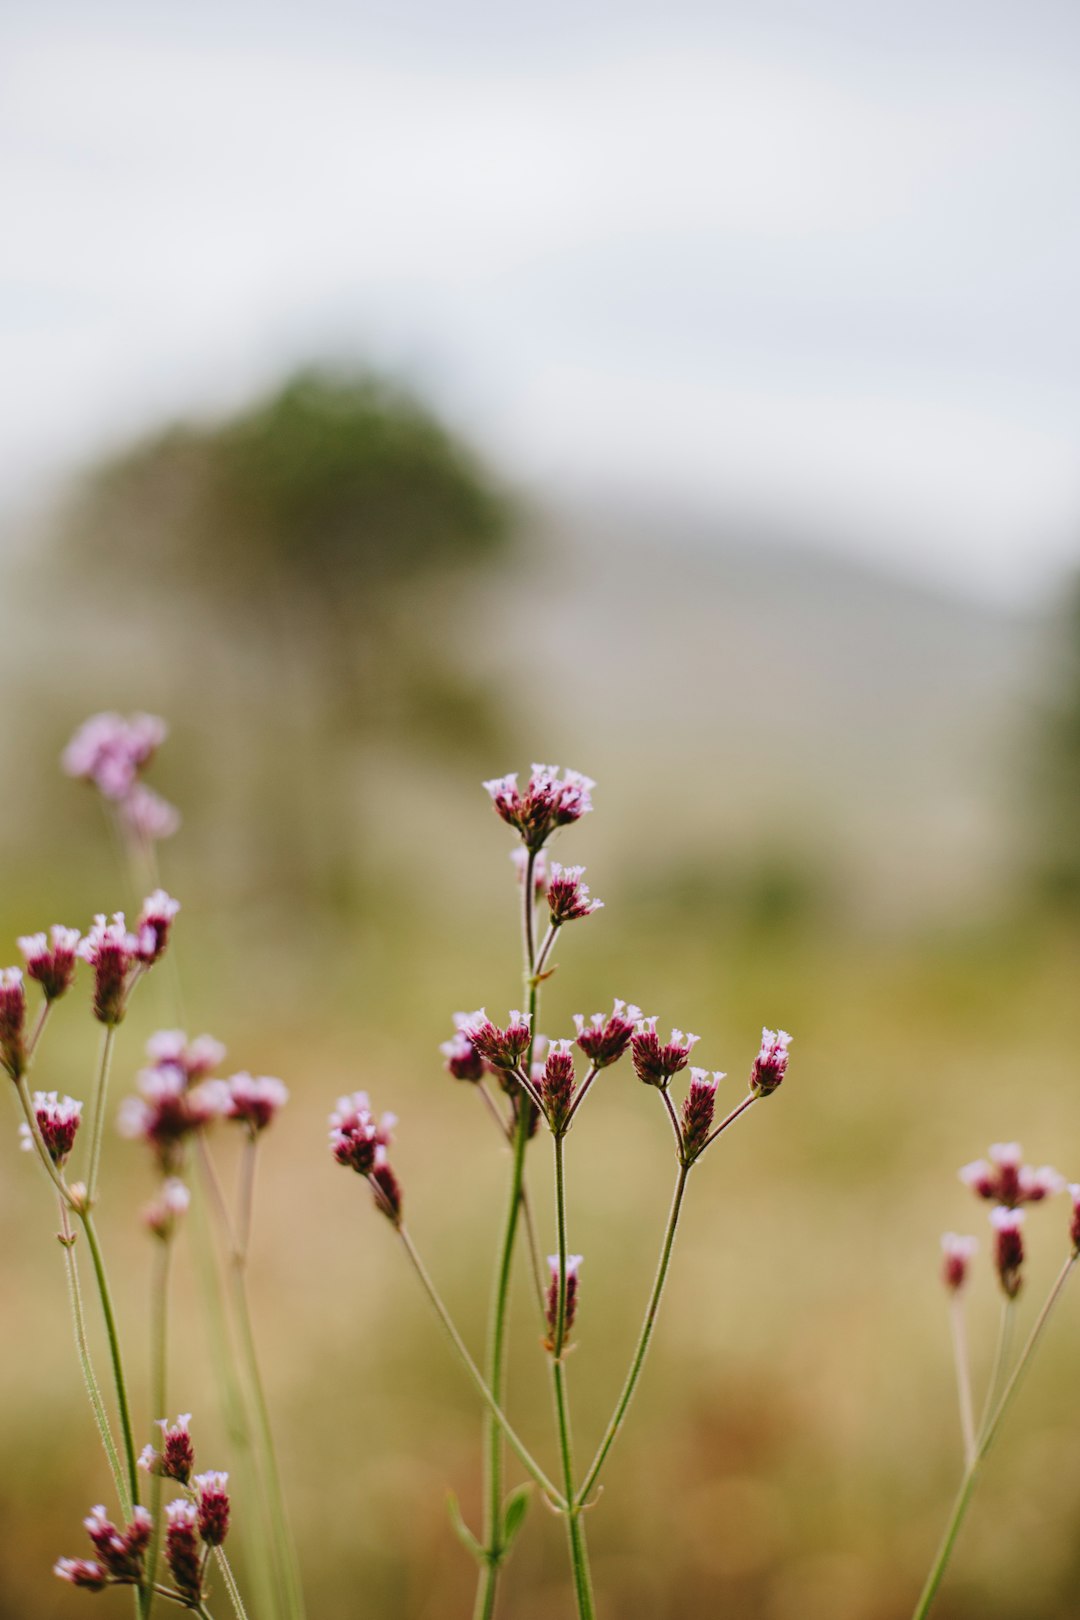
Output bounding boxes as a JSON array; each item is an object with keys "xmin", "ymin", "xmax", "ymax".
[
  {"xmin": 54, "ymin": 1557, "xmax": 109, "ymax": 1590},
  {"xmin": 119, "ymin": 1065, "xmax": 227, "ymax": 1171},
  {"xmin": 546, "ymin": 863, "xmax": 603, "ymax": 926},
  {"xmin": 78, "ymin": 914, "xmax": 139, "ymax": 1025},
  {"xmin": 82, "ymin": 1504, "xmax": 152, "ymax": 1582},
  {"xmin": 990, "ymin": 1206, "xmax": 1025, "ymax": 1298},
  {"xmin": 441, "ymin": 1024, "xmax": 486, "ymax": 1082},
  {"xmin": 573, "ymin": 1001, "xmax": 641, "ymax": 1069},
  {"xmin": 194, "ymin": 1471, "xmax": 230, "ymax": 1546},
  {"xmin": 145, "ymin": 1030, "xmax": 226, "ymax": 1081},
  {"xmin": 483, "ymin": 765, "xmax": 595, "ymax": 851},
  {"xmin": 0, "ymin": 967, "xmax": 27, "ymax": 1080},
  {"xmin": 539, "ymin": 1041, "xmax": 576, "ymax": 1133},
  {"xmin": 940, "ymin": 1232, "xmax": 977, "ymax": 1293},
  {"xmin": 141, "ymin": 1179, "xmax": 191, "ymax": 1240},
  {"xmin": 680, "ymin": 1069, "xmax": 724, "ymax": 1160},
  {"xmin": 1069, "ymin": 1185, "xmax": 1080, "ymax": 1254},
  {"xmin": 224, "ymin": 1072, "xmax": 289, "ymax": 1132},
  {"xmin": 959, "ymin": 1144, "xmax": 1065, "ymax": 1209},
  {"xmin": 140, "ymin": 1413, "xmax": 195, "ymax": 1484},
  {"xmin": 165, "ymin": 1499, "xmax": 202, "ymax": 1601},
  {"xmin": 18, "ymin": 926, "xmax": 80, "ymax": 1001},
  {"xmin": 750, "ymin": 1028, "xmax": 791, "ymax": 1096},
  {"xmin": 19, "ymin": 1091, "xmax": 82, "ymax": 1166},
  {"xmin": 370, "ymin": 1154, "xmax": 404, "ymax": 1225},
  {"xmin": 544, "ymin": 1254, "xmax": 582, "ymax": 1350},
  {"xmin": 630, "ymin": 1018, "xmax": 700, "ymax": 1088},
  {"xmin": 135, "ymin": 890, "xmax": 180, "ymax": 965},
  {"xmin": 329, "ymin": 1091, "xmax": 395, "ymax": 1175},
  {"xmin": 458, "ymin": 1009, "xmax": 532, "ymax": 1070}
]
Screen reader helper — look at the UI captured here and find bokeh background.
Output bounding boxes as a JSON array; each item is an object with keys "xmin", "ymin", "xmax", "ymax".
[{"xmin": 4, "ymin": 2, "xmax": 1080, "ymax": 1616}]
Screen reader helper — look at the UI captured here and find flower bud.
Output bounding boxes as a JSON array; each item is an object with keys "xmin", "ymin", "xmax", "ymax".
[
  {"xmin": 19, "ymin": 1092, "xmax": 82, "ymax": 1166},
  {"xmin": 546, "ymin": 864, "xmax": 603, "ymax": 926},
  {"xmin": 78, "ymin": 915, "xmax": 139, "ymax": 1025},
  {"xmin": 458, "ymin": 1009, "xmax": 532, "ymax": 1071},
  {"xmin": 165, "ymin": 1499, "xmax": 202, "ymax": 1601},
  {"xmin": 224, "ymin": 1072, "xmax": 289, "ymax": 1132},
  {"xmin": 18, "ymin": 926, "xmax": 80, "ymax": 1001},
  {"xmin": 959, "ymin": 1144, "xmax": 1065, "ymax": 1208},
  {"xmin": 539, "ymin": 1041, "xmax": 576, "ymax": 1133},
  {"xmin": 990, "ymin": 1206, "xmax": 1025, "ymax": 1298},
  {"xmin": 483, "ymin": 765, "xmax": 595, "ymax": 851},
  {"xmin": 194, "ymin": 1471, "xmax": 230, "ymax": 1546},
  {"xmin": 139, "ymin": 1413, "xmax": 195, "ymax": 1484},
  {"xmin": 750, "ymin": 1028, "xmax": 791, "ymax": 1096},
  {"xmin": 573, "ymin": 1001, "xmax": 641, "ymax": 1068},
  {"xmin": 441, "ymin": 1025, "xmax": 486, "ymax": 1083},
  {"xmin": 940, "ymin": 1232, "xmax": 977, "ymax": 1293},
  {"xmin": 0, "ymin": 967, "xmax": 27, "ymax": 1079},
  {"xmin": 544, "ymin": 1254, "xmax": 582, "ymax": 1351},
  {"xmin": 135, "ymin": 890, "xmax": 180, "ymax": 965},
  {"xmin": 680, "ymin": 1070, "xmax": 724, "ymax": 1160},
  {"xmin": 631, "ymin": 1018, "xmax": 699, "ymax": 1088}
]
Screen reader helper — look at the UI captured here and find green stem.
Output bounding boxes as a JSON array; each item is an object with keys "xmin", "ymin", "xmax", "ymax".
[
  {"xmin": 86, "ymin": 1024, "xmax": 118, "ymax": 1207},
  {"xmin": 975, "ymin": 1298, "xmax": 1013, "ymax": 1443},
  {"xmin": 57, "ymin": 1198, "xmax": 131, "ymax": 1519},
  {"xmin": 79, "ymin": 1209, "xmax": 141, "ymax": 1512},
  {"xmin": 911, "ymin": 1254, "xmax": 1076, "ymax": 1619},
  {"xmin": 213, "ymin": 1547, "xmax": 251, "ymax": 1620},
  {"xmin": 577, "ymin": 1163, "xmax": 691, "ymax": 1505},
  {"xmin": 395, "ymin": 1225, "xmax": 564, "ymax": 1504},
  {"xmin": 144, "ymin": 1235, "xmax": 174, "ymax": 1620},
  {"xmin": 230, "ymin": 1137, "xmax": 307, "ymax": 1620},
  {"xmin": 553, "ymin": 1362, "xmax": 596, "ymax": 1620},
  {"xmin": 948, "ymin": 1295, "xmax": 975, "ymax": 1469}
]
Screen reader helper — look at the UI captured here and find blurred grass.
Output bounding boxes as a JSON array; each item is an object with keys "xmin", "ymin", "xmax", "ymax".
[{"xmin": 2, "ymin": 783, "xmax": 1079, "ymax": 1620}]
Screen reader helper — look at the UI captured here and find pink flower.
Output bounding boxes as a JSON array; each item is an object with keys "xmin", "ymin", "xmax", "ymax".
[
  {"xmin": 546, "ymin": 863, "xmax": 603, "ymax": 926},
  {"xmin": 140, "ymin": 1413, "xmax": 195, "ymax": 1484},
  {"xmin": 441, "ymin": 1024, "xmax": 486, "ymax": 1083},
  {"xmin": 329, "ymin": 1092, "xmax": 395, "ymax": 1175},
  {"xmin": 539, "ymin": 1041, "xmax": 576, "ymax": 1133},
  {"xmin": 62, "ymin": 712, "xmax": 167, "ymax": 801},
  {"xmin": 78, "ymin": 914, "xmax": 140, "ymax": 1025},
  {"xmin": 1069, "ymin": 1185, "xmax": 1080, "ymax": 1253},
  {"xmin": 17, "ymin": 926, "xmax": 80, "ymax": 1001},
  {"xmin": 458, "ymin": 1008, "xmax": 532, "ymax": 1070},
  {"xmin": 0, "ymin": 966, "xmax": 27, "ymax": 1079},
  {"xmin": 680, "ymin": 1069, "xmax": 725, "ymax": 1161},
  {"xmin": 573, "ymin": 1001, "xmax": 641, "ymax": 1069},
  {"xmin": 631, "ymin": 1018, "xmax": 700, "ymax": 1088},
  {"xmin": 142, "ymin": 1178, "xmax": 191, "ymax": 1239},
  {"xmin": 193, "ymin": 1471, "xmax": 230, "ymax": 1546},
  {"xmin": 136, "ymin": 890, "xmax": 180, "ymax": 965},
  {"xmin": 959, "ymin": 1144, "xmax": 1065, "ymax": 1209},
  {"xmin": 165, "ymin": 1499, "xmax": 202, "ymax": 1601},
  {"xmin": 120, "ymin": 1066, "xmax": 228, "ymax": 1170},
  {"xmin": 145, "ymin": 1030, "xmax": 225, "ymax": 1081},
  {"xmin": 224, "ymin": 1072, "xmax": 289, "ymax": 1132},
  {"xmin": 19, "ymin": 1091, "xmax": 82, "ymax": 1165},
  {"xmin": 370, "ymin": 1153, "xmax": 404, "ymax": 1225},
  {"xmin": 119, "ymin": 782, "xmax": 181, "ymax": 843},
  {"xmin": 483, "ymin": 765, "xmax": 595, "ymax": 851},
  {"xmin": 544, "ymin": 1254, "xmax": 582, "ymax": 1350},
  {"xmin": 54, "ymin": 1557, "xmax": 108, "ymax": 1590},
  {"xmin": 81, "ymin": 1504, "xmax": 152, "ymax": 1582},
  {"xmin": 750, "ymin": 1028, "xmax": 792, "ymax": 1096},
  {"xmin": 990, "ymin": 1206, "xmax": 1025, "ymax": 1298},
  {"xmin": 940, "ymin": 1233, "xmax": 978, "ymax": 1293}
]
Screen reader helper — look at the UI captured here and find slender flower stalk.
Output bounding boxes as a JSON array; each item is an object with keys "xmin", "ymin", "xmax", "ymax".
[
  {"xmin": 548, "ymin": 1124, "xmax": 596, "ymax": 1618},
  {"xmin": 577, "ymin": 1163, "xmax": 691, "ymax": 1506},
  {"xmin": 80, "ymin": 1210, "xmax": 142, "ymax": 1517},
  {"xmin": 143, "ymin": 1233, "xmax": 174, "ymax": 1620},
  {"xmin": 948, "ymin": 1296, "xmax": 976, "ymax": 1468},
  {"xmin": 912, "ymin": 1254, "xmax": 1077, "ymax": 1619},
  {"xmin": 85, "ymin": 1026, "xmax": 118, "ymax": 1206}
]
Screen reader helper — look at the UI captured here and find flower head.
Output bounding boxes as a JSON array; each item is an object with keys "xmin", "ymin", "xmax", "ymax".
[
  {"xmin": 140, "ymin": 1413, "xmax": 195, "ymax": 1484},
  {"xmin": 142, "ymin": 1178, "xmax": 191, "ymax": 1240},
  {"xmin": 546, "ymin": 863, "xmax": 603, "ymax": 926},
  {"xmin": 119, "ymin": 782, "xmax": 181, "ymax": 843},
  {"xmin": 370, "ymin": 1153, "xmax": 404, "ymax": 1225},
  {"xmin": 573, "ymin": 1000, "xmax": 641, "ymax": 1069},
  {"xmin": 145, "ymin": 1030, "xmax": 226, "ymax": 1082},
  {"xmin": 78, "ymin": 914, "xmax": 140, "ymax": 1025},
  {"xmin": 539, "ymin": 1041, "xmax": 576, "ymax": 1133},
  {"xmin": 1069, "ymin": 1185, "xmax": 1080, "ymax": 1253},
  {"xmin": 458, "ymin": 1009, "xmax": 532, "ymax": 1071},
  {"xmin": 81, "ymin": 1504, "xmax": 152, "ymax": 1582},
  {"xmin": 680, "ymin": 1069, "xmax": 724, "ymax": 1161},
  {"xmin": 441, "ymin": 1024, "xmax": 486, "ymax": 1083},
  {"xmin": 483, "ymin": 765, "xmax": 595, "ymax": 851},
  {"xmin": 630, "ymin": 1017, "xmax": 699, "ymax": 1088},
  {"xmin": 940, "ymin": 1232, "xmax": 978, "ymax": 1293},
  {"xmin": 18, "ymin": 926, "xmax": 80, "ymax": 1001},
  {"xmin": 224, "ymin": 1073, "xmax": 289, "ymax": 1133},
  {"xmin": 544, "ymin": 1253, "xmax": 582, "ymax": 1351},
  {"xmin": 164, "ymin": 1499, "xmax": 202, "ymax": 1601},
  {"xmin": 329, "ymin": 1092, "xmax": 395, "ymax": 1176},
  {"xmin": 119, "ymin": 1065, "xmax": 228, "ymax": 1171},
  {"xmin": 62, "ymin": 712, "xmax": 167, "ymax": 801},
  {"xmin": 193, "ymin": 1471, "xmax": 231, "ymax": 1546},
  {"xmin": 750, "ymin": 1028, "xmax": 792, "ymax": 1097},
  {"xmin": 54, "ymin": 1557, "xmax": 109, "ymax": 1590},
  {"xmin": 0, "ymin": 966, "xmax": 27, "ymax": 1079},
  {"xmin": 19, "ymin": 1091, "xmax": 82, "ymax": 1165},
  {"xmin": 959, "ymin": 1144, "xmax": 1065, "ymax": 1209},
  {"xmin": 135, "ymin": 890, "xmax": 180, "ymax": 965},
  {"xmin": 990, "ymin": 1206, "xmax": 1025, "ymax": 1298}
]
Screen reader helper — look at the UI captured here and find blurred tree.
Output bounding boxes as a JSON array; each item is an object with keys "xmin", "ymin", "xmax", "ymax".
[
  {"xmin": 1032, "ymin": 569, "xmax": 1080, "ymax": 909},
  {"xmin": 61, "ymin": 367, "xmax": 516, "ymax": 905}
]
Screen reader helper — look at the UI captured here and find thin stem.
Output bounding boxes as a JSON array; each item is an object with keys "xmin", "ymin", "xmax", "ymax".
[
  {"xmin": 144, "ymin": 1235, "xmax": 174, "ymax": 1620},
  {"xmin": 659, "ymin": 1087, "xmax": 683, "ymax": 1156},
  {"xmin": 79, "ymin": 1210, "xmax": 141, "ymax": 1512},
  {"xmin": 577, "ymin": 1163, "xmax": 691, "ymax": 1505},
  {"xmin": 553, "ymin": 1362, "xmax": 596, "ymax": 1620},
  {"xmin": 975, "ymin": 1298, "xmax": 1013, "ymax": 1443},
  {"xmin": 911, "ymin": 1255, "xmax": 1076, "ymax": 1619},
  {"xmin": 700, "ymin": 1091, "xmax": 757, "ymax": 1155},
  {"xmin": 395, "ymin": 1224, "xmax": 564, "ymax": 1504},
  {"xmin": 553, "ymin": 1134, "xmax": 569, "ymax": 1359},
  {"xmin": 562, "ymin": 1065, "xmax": 599, "ymax": 1131},
  {"xmin": 27, "ymin": 998, "xmax": 52, "ymax": 1061},
  {"xmin": 533, "ymin": 924, "xmax": 558, "ymax": 980},
  {"xmin": 57, "ymin": 1197, "xmax": 131, "ymax": 1519},
  {"xmin": 478, "ymin": 1082, "xmax": 510, "ymax": 1137},
  {"xmin": 86, "ymin": 1024, "xmax": 118, "ymax": 1206},
  {"xmin": 474, "ymin": 1082, "xmax": 546, "ymax": 1329},
  {"xmin": 507, "ymin": 1063, "xmax": 546, "ymax": 1117},
  {"xmin": 213, "ymin": 1547, "xmax": 251, "ymax": 1620},
  {"xmin": 948, "ymin": 1296, "xmax": 976, "ymax": 1468},
  {"xmin": 229, "ymin": 1140, "xmax": 307, "ymax": 1620}
]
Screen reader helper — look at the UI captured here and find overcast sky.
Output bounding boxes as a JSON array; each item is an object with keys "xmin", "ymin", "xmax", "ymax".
[{"xmin": 5, "ymin": 0, "xmax": 1080, "ymax": 602}]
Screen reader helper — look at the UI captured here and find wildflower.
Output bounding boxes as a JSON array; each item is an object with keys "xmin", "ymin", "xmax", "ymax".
[
  {"xmin": 483, "ymin": 765, "xmax": 595, "ymax": 851},
  {"xmin": 458, "ymin": 1009, "xmax": 532, "ymax": 1070},
  {"xmin": 681, "ymin": 1070, "xmax": 724, "ymax": 1161},
  {"xmin": 441, "ymin": 1024, "xmax": 486, "ymax": 1083},
  {"xmin": 959, "ymin": 1144, "xmax": 1065, "ymax": 1208},
  {"xmin": 19, "ymin": 1092, "xmax": 82, "ymax": 1165},
  {"xmin": 631, "ymin": 1018, "xmax": 699, "ymax": 1088},
  {"xmin": 370, "ymin": 1153, "xmax": 404, "ymax": 1225},
  {"xmin": 135, "ymin": 890, "xmax": 180, "ymax": 965},
  {"xmin": 119, "ymin": 782, "xmax": 181, "ymax": 843},
  {"xmin": 990, "ymin": 1206, "xmax": 1025, "ymax": 1298},
  {"xmin": 140, "ymin": 1413, "xmax": 194, "ymax": 1484},
  {"xmin": 78, "ymin": 914, "xmax": 139, "ymax": 1025},
  {"xmin": 0, "ymin": 967, "xmax": 27, "ymax": 1079},
  {"xmin": 539, "ymin": 1041, "xmax": 576, "ymax": 1133},
  {"xmin": 546, "ymin": 863, "xmax": 603, "ymax": 926},
  {"xmin": 164, "ymin": 1499, "xmax": 202, "ymax": 1601},
  {"xmin": 750, "ymin": 1028, "xmax": 792, "ymax": 1097},
  {"xmin": 82, "ymin": 1504, "xmax": 152, "ymax": 1582},
  {"xmin": 1069, "ymin": 1185, "xmax": 1080, "ymax": 1253},
  {"xmin": 544, "ymin": 1254, "xmax": 582, "ymax": 1350},
  {"xmin": 329, "ymin": 1093, "xmax": 395, "ymax": 1176},
  {"xmin": 573, "ymin": 1001, "xmax": 641, "ymax": 1069},
  {"xmin": 193, "ymin": 1471, "xmax": 231, "ymax": 1545},
  {"xmin": 142, "ymin": 1179, "xmax": 191, "ymax": 1240},
  {"xmin": 62, "ymin": 712, "xmax": 167, "ymax": 801},
  {"xmin": 54, "ymin": 1558, "xmax": 108, "ymax": 1590},
  {"xmin": 18, "ymin": 926, "xmax": 80, "ymax": 1001},
  {"xmin": 224, "ymin": 1072, "xmax": 289, "ymax": 1132},
  {"xmin": 145, "ymin": 1030, "xmax": 225, "ymax": 1081},
  {"xmin": 940, "ymin": 1233, "xmax": 978, "ymax": 1293},
  {"xmin": 511, "ymin": 846, "xmax": 549, "ymax": 895},
  {"xmin": 119, "ymin": 1066, "xmax": 228, "ymax": 1170}
]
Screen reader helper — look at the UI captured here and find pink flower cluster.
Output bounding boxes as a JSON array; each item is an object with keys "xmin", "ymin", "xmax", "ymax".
[
  {"xmin": 19, "ymin": 1091, "xmax": 82, "ymax": 1166},
  {"xmin": 483, "ymin": 765, "xmax": 594, "ymax": 851},
  {"xmin": 546, "ymin": 863, "xmax": 603, "ymax": 926},
  {"xmin": 62, "ymin": 712, "xmax": 179, "ymax": 843},
  {"xmin": 55, "ymin": 1505, "xmax": 152, "ymax": 1590},
  {"xmin": 77, "ymin": 893, "xmax": 180, "ymax": 1025},
  {"xmin": 329, "ymin": 1093, "xmax": 402, "ymax": 1222},
  {"xmin": 544, "ymin": 1254, "xmax": 582, "ymax": 1351},
  {"xmin": 945, "ymin": 1143, "xmax": 1074, "ymax": 1299}
]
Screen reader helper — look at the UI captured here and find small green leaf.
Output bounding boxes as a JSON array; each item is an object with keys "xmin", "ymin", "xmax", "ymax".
[
  {"xmin": 446, "ymin": 1491, "xmax": 486, "ymax": 1564},
  {"xmin": 501, "ymin": 1483, "xmax": 533, "ymax": 1551}
]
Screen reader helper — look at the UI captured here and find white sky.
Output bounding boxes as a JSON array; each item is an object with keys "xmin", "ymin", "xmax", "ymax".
[{"xmin": 5, "ymin": 0, "xmax": 1080, "ymax": 601}]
